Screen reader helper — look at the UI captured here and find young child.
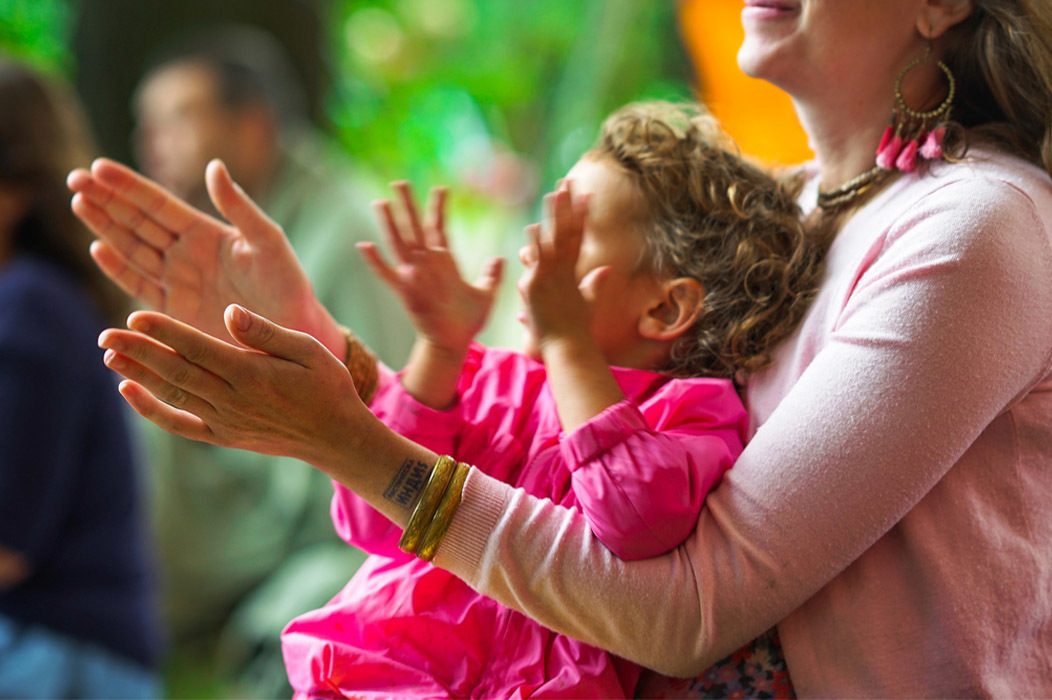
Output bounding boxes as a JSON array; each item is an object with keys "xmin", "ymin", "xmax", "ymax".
[{"xmin": 280, "ymin": 102, "xmax": 821, "ymax": 698}]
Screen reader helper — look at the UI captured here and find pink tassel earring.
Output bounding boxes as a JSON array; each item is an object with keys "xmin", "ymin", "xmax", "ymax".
[
  {"xmin": 876, "ymin": 43, "xmax": 955, "ymax": 174},
  {"xmin": 818, "ymin": 41, "xmax": 955, "ymax": 210}
]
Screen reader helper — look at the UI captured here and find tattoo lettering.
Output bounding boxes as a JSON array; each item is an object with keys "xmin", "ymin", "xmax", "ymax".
[{"xmin": 384, "ymin": 458, "xmax": 430, "ymax": 509}]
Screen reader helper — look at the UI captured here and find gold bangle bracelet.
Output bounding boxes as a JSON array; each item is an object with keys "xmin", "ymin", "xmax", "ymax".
[
  {"xmin": 417, "ymin": 461, "xmax": 470, "ymax": 562},
  {"xmin": 398, "ymin": 455, "xmax": 456, "ymax": 555},
  {"xmin": 339, "ymin": 326, "xmax": 379, "ymax": 405}
]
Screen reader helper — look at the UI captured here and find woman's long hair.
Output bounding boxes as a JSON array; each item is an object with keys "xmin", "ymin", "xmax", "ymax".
[
  {"xmin": 0, "ymin": 58, "xmax": 127, "ymax": 323},
  {"xmin": 943, "ymin": 0, "xmax": 1052, "ymax": 176}
]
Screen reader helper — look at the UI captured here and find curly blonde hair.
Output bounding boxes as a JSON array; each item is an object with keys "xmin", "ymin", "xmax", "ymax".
[{"xmin": 590, "ymin": 101, "xmax": 825, "ymax": 381}]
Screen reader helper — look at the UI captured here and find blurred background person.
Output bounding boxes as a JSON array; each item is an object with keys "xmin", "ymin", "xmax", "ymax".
[
  {"xmin": 0, "ymin": 56, "xmax": 160, "ymax": 699},
  {"xmin": 129, "ymin": 25, "xmax": 413, "ymax": 699}
]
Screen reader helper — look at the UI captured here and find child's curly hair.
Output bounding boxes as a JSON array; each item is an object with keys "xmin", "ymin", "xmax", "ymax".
[{"xmin": 590, "ymin": 101, "xmax": 825, "ymax": 380}]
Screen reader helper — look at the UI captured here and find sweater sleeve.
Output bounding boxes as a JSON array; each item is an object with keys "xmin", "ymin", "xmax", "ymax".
[
  {"xmin": 431, "ymin": 176, "xmax": 1052, "ymax": 676},
  {"xmin": 559, "ymin": 381, "xmax": 745, "ymax": 560}
]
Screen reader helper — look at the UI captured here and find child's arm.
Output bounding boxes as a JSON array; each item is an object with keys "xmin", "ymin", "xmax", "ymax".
[
  {"xmin": 560, "ymin": 382, "xmax": 745, "ymax": 560},
  {"xmin": 360, "ymin": 182, "xmax": 503, "ymax": 409},
  {"xmin": 518, "ymin": 186, "xmax": 625, "ymax": 431}
]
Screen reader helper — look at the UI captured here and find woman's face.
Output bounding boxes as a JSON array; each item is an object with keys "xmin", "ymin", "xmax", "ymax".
[{"xmin": 738, "ymin": 0, "xmax": 923, "ymax": 99}]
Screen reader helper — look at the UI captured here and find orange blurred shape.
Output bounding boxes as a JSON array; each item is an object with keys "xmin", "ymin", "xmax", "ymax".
[{"xmin": 678, "ymin": 0, "xmax": 812, "ymax": 166}]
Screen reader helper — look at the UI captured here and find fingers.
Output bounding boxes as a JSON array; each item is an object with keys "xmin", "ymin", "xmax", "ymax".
[
  {"xmin": 117, "ymin": 380, "xmax": 218, "ymax": 444},
  {"xmin": 474, "ymin": 256, "xmax": 504, "ymax": 295},
  {"xmin": 578, "ymin": 265, "xmax": 612, "ymax": 301},
  {"xmin": 107, "ymin": 311, "xmax": 247, "ymax": 383},
  {"xmin": 69, "ymin": 173, "xmax": 177, "ymax": 252},
  {"xmin": 547, "ymin": 188, "xmax": 583, "ymax": 262},
  {"xmin": 371, "ymin": 199, "xmax": 413, "ymax": 263},
  {"xmin": 519, "ymin": 241, "xmax": 538, "ymax": 267},
  {"xmin": 426, "ymin": 186, "xmax": 449, "ymax": 248},
  {"xmin": 393, "ymin": 181, "xmax": 426, "ymax": 247},
  {"xmin": 376, "ymin": 181, "xmax": 452, "ymax": 256},
  {"xmin": 89, "ymin": 240, "xmax": 165, "ymax": 310},
  {"xmin": 99, "ymin": 326, "xmax": 229, "ymax": 418},
  {"xmin": 88, "ymin": 158, "xmax": 210, "ymax": 235},
  {"xmin": 356, "ymin": 241, "xmax": 404, "ymax": 291},
  {"xmin": 72, "ymin": 193, "xmax": 165, "ymax": 279},
  {"xmin": 223, "ymin": 304, "xmax": 323, "ymax": 367},
  {"xmin": 205, "ymin": 159, "xmax": 282, "ymax": 245}
]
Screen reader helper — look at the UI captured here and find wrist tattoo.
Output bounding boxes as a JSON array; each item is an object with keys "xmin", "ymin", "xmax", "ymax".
[{"xmin": 384, "ymin": 458, "xmax": 431, "ymax": 509}]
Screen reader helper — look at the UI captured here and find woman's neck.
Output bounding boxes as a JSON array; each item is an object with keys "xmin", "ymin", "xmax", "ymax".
[
  {"xmin": 794, "ymin": 93, "xmax": 891, "ymax": 193},
  {"xmin": 794, "ymin": 54, "xmax": 948, "ymax": 193}
]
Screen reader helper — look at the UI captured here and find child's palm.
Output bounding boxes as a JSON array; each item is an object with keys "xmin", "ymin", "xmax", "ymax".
[
  {"xmin": 363, "ymin": 182, "xmax": 502, "ymax": 351},
  {"xmin": 364, "ymin": 243, "xmax": 501, "ymax": 349}
]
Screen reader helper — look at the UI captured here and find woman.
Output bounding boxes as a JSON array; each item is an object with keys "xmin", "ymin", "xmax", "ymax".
[
  {"xmin": 71, "ymin": 0, "xmax": 1052, "ymax": 695},
  {"xmin": 0, "ymin": 59, "xmax": 160, "ymax": 698}
]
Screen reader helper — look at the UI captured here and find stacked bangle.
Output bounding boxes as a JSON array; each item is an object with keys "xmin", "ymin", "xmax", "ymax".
[
  {"xmin": 398, "ymin": 455, "xmax": 470, "ymax": 561},
  {"xmin": 417, "ymin": 461, "xmax": 470, "ymax": 561},
  {"xmin": 399, "ymin": 455, "xmax": 455, "ymax": 554},
  {"xmin": 339, "ymin": 326, "xmax": 379, "ymax": 405}
]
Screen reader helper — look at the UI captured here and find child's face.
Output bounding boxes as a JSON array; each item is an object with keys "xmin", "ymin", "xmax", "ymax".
[{"xmin": 521, "ymin": 156, "xmax": 663, "ymax": 367}]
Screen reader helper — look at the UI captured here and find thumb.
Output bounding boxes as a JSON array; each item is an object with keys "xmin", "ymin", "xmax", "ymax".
[
  {"xmin": 474, "ymin": 256, "xmax": 504, "ymax": 296},
  {"xmin": 224, "ymin": 304, "xmax": 320, "ymax": 366},
  {"xmin": 206, "ymin": 159, "xmax": 284, "ymax": 246},
  {"xmin": 578, "ymin": 265, "xmax": 611, "ymax": 301}
]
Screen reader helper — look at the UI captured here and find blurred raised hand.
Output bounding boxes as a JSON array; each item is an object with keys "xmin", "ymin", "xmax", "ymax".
[
  {"xmin": 68, "ymin": 158, "xmax": 345, "ymax": 355},
  {"xmin": 360, "ymin": 181, "xmax": 503, "ymax": 356}
]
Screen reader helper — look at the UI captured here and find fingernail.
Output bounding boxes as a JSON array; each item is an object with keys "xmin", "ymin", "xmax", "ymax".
[
  {"xmin": 103, "ymin": 349, "xmax": 123, "ymax": 368},
  {"xmin": 232, "ymin": 305, "xmax": 252, "ymax": 331}
]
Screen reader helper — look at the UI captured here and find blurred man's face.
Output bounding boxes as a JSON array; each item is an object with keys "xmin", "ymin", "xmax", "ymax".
[{"xmin": 133, "ymin": 61, "xmax": 237, "ymax": 206}]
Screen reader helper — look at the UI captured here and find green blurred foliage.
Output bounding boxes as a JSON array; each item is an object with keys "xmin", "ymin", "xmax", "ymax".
[
  {"xmin": 325, "ymin": 0, "xmax": 692, "ymax": 197},
  {"xmin": 0, "ymin": 0, "xmax": 72, "ymax": 73}
]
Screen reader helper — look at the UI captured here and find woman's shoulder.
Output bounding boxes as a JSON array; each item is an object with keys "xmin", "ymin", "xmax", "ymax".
[
  {"xmin": 838, "ymin": 148, "xmax": 1052, "ymax": 263},
  {"xmin": 896, "ymin": 147, "xmax": 1052, "ymax": 221}
]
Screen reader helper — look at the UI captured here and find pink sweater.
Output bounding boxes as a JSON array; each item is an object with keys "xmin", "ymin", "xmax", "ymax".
[
  {"xmin": 282, "ymin": 344, "xmax": 747, "ymax": 698},
  {"xmin": 433, "ymin": 149, "xmax": 1052, "ymax": 697}
]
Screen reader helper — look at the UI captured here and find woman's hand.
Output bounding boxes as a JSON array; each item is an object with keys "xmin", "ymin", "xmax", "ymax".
[
  {"xmin": 68, "ymin": 158, "xmax": 346, "ymax": 356},
  {"xmin": 98, "ymin": 305, "xmax": 365, "ymax": 469},
  {"xmin": 100, "ymin": 304, "xmax": 443, "ymax": 527},
  {"xmin": 360, "ymin": 181, "xmax": 503, "ymax": 356}
]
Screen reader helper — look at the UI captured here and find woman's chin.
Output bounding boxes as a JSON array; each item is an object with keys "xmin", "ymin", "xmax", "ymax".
[{"xmin": 737, "ymin": 37, "xmax": 781, "ymax": 80}]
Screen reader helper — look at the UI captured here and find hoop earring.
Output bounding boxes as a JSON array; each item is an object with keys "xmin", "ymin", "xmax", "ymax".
[
  {"xmin": 816, "ymin": 41, "xmax": 957, "ymax": 210},
  {"xmin": 875, "ymin": 42, "xmax": 956, "ymax": 173}
]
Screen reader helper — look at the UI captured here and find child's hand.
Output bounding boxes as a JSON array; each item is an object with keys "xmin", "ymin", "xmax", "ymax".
[
  {"xmin": 518, "ymin": 183, "xmax": 604, "ymax": 350},
  {"xmin": 360, "ymin": 182, "xmax": 504, "ymax": 356}
]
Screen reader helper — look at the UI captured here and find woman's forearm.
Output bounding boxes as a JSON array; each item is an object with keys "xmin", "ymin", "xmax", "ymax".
[{"xmin": 318, "ymin": 406, "xmax": 440, "ymax": 530}]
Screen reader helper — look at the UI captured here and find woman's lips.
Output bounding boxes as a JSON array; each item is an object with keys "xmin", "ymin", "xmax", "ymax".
[{"xmin": 742, "ymin": 0, "xmax": 799, "ymax": 20}]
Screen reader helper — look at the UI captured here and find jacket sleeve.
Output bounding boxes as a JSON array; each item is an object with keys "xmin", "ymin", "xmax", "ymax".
[
  {"xmin": 430, "ymin": 177, "xmax": 1052, "ymax": 676},
  {"xmin": 329, "ymin": 346, "xmax": 503, "ymax": 556},
  {"xmin": 560, "ymin": 381, "xmax": 745, "ymax": 560}
]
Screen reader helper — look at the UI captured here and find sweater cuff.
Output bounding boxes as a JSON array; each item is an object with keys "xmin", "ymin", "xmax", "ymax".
[
  {"xmin": 561, "ymin": 399, "xmax": 649, "ymax": 466},
  {"xmin": 433, "ymin": 467, "xmax": 511, "ymax": 585}
]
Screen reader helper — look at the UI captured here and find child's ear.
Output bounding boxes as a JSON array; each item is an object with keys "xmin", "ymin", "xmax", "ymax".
[{"xmin": 639, "ymin": 277, "xmax": 705, "ymax": 341}]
